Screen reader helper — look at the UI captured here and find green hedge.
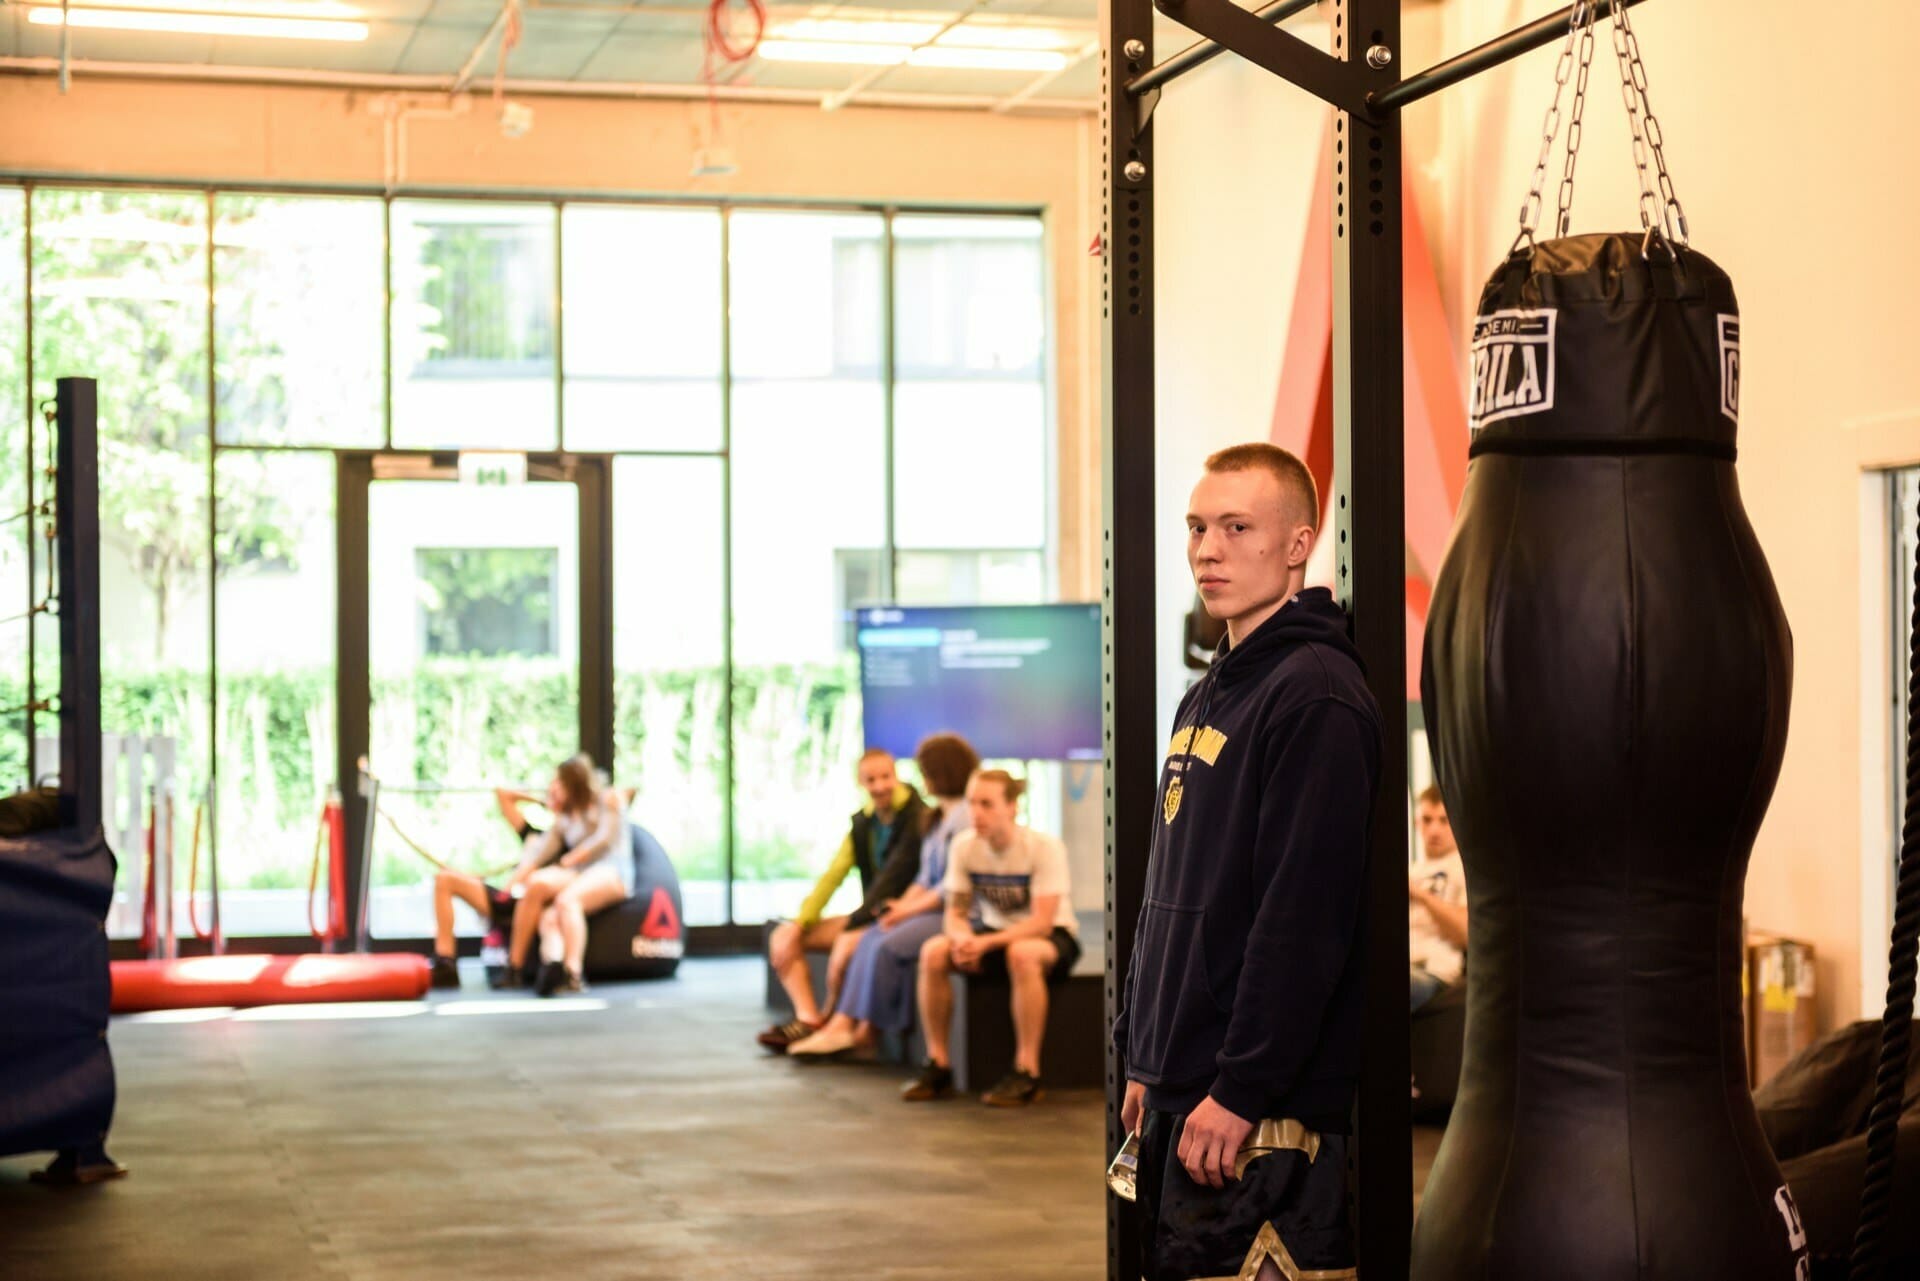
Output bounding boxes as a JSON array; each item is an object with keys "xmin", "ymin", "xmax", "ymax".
[{"xmin": 0, "ymin": 657, "xmax": 863, "ymax": 890}]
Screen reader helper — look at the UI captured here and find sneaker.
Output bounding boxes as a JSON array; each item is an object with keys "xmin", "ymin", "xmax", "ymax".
[
  {"xmin": 429, "ymin": 955, "xmax": 461, "ymax": 990},
  {"xmin": 789, "ymin": 1025, "xmax": 866, "ymax": 1059},
  {"xmin": 555, "ymin": 969, "xmax": 587, "ymax": 996},
  {"xmin": 491, "ymin": 963, "xmax": 530, "ymax": 991},
  {"xmin": 900, "ymin": 1061, "xmax": 955, "ymax": 1102},
  {"xmin": 534, "ymin": 960, "xmax": 568, "ymax": 997},
  {"xmin": 756, "ymin": 1018, "xmax": 821, "ymax": 1053},
  {"xmin": 982, "ymin": 1069, "xmax": 1044, "ymax": 1107}
]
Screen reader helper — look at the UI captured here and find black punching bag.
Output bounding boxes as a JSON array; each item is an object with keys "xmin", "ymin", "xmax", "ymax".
[{"xmin": 1414, "ymin": 234, "xmax": 1808, "ymax": 1280}]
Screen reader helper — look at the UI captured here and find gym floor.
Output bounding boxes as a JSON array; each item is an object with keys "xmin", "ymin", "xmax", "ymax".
[{"xmin": 0, "ymin": 958, "xmax": 1443, "ymax": 1280}]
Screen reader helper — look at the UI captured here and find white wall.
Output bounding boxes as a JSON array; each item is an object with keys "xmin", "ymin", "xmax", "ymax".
[{"xmin": 1148, "ymin": 0, "xmax": 1920, "ymax": 1027}]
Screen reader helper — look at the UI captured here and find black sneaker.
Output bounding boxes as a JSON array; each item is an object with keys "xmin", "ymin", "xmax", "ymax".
[
  {"xmin": 982, "ymin": 1069, "xmax": 1044, "ymax": 1108},
  {"xmin": 901, "ymin": 1061, "xmax": 955, "ymax": 1102},
  {"xmin": 555, "ymin": 969, "xmax": 586, "ymax": 996},
  {"xmin": 429, "ymin": 955, "xmax": 461, "ymax": 990},
  {"xmin": 534, "ymin": 960, "xmax": 568, "ymax": 997},
  {"xmin": 755, "ymin": 1018, "xmax": 820, "ymax": 1053}
]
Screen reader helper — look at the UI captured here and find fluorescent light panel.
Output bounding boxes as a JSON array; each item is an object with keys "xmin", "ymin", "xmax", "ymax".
[
  {"xmin": 757, "ymin": 40, "xmax": 1068, "ymax": 72},
  {"xmin": 28, "ymin": 6, "xmax": 370, "ymax": 42}
]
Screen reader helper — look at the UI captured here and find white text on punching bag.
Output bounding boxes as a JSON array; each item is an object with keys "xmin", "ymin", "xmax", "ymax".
[{"xmin": 1470, "ymin": 309, "xmax": 1558, "ymax": 434}]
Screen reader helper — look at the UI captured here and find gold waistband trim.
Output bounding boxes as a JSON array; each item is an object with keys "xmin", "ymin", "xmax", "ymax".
[{"xmin": 1232, "ymin": 1117, "xmax": 1321, "ymax": 1181}]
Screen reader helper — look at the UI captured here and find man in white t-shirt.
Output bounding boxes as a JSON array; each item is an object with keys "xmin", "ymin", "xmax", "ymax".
[
  {"xmin": 901, "ymin": 768, "xmax": 1081, "ymax": 1108},
  {"xmin": 1410, "ymin": 784, "xmax": 1469, "ymax": 1011}
]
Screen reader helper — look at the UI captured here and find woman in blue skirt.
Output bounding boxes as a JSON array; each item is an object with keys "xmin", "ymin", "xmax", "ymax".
[{"xmin": 789, "ymin": 731, "xmax": 979, "ymax": 1059}]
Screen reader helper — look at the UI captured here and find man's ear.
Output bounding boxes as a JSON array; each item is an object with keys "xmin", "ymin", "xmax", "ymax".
[{"xmin": 1290, "ymin": 523, "xmax": 1317, "ymax": 569}]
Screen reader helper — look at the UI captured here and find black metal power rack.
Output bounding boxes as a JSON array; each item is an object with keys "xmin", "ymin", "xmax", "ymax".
[{"xmin": 1098, "ymin": 4, "xmax": 1653, "ymax": 1278}]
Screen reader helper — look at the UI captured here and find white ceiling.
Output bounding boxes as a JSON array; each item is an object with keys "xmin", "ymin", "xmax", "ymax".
[{"xmin": 0, "ymin": 0, "xmax": 1108, "ymax": 110}]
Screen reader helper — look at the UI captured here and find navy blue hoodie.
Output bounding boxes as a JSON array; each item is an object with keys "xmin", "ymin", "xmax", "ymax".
[{"xmin": 1112, "ymin": 588, "xmax": 1383, "ymax": 1129}]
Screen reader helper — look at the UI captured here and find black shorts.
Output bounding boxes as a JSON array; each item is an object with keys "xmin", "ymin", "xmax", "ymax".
[
  {"xmin": 485, "ymin": 886, "xmax": 516, "ymax": 931},
  {"xmin": 1135, "ymin": 1108, "xmax": 1354, "ymax": 1281},
  {"xmin": 974, "ymin": 926, "xmax": 1081, "ymax": 985}
]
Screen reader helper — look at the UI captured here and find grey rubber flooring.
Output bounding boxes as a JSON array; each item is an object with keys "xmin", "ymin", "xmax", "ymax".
[{"xmin": 0, "ymin": 957, "xmax": 1444, "ymax": 1281}]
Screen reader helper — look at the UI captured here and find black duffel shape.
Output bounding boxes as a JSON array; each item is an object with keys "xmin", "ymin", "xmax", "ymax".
[{"xmin": 1414, "ymin": 234, "xmax": 1808, "ymax": 1280}]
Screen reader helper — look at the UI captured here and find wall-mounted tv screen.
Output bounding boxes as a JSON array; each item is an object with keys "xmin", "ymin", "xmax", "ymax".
[{"xmin": 856, "ymin": 604, "xmax": 1102, "ymax": 763}]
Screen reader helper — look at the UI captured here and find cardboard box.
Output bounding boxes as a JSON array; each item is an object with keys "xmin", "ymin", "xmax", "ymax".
[{"xmin": 1747, "ymin": 934, "xmax": 1818, "ymax": 1088}]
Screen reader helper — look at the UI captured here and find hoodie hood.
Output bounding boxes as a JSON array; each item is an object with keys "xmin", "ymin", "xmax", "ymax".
[{"xmin": 1210, "ymin": 587, "xmax": 1365, "ymax": 688}]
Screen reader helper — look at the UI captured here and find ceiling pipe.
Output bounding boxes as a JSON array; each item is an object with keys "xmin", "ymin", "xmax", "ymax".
[{"xmin": 0, "ymin": 55, "xmax": 1096, "ymax": 113}]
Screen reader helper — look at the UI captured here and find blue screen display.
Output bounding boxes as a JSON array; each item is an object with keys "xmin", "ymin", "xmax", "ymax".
[{"xmin": 856, "ymin": 603, "xmax": 1102, "ymax": 762}]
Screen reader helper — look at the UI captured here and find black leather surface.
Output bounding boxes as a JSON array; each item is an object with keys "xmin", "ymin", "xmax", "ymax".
[{"xmin": 1413, "ymin": 234, "xmax": 1803, "ymax": 1279}]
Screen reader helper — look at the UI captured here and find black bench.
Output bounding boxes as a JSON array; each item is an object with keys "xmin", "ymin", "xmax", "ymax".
[{"xmin": 765, "ymin": 911, "xmax": 1106, "ymax": 1091}]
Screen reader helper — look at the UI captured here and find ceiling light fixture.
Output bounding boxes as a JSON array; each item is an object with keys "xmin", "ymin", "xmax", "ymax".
[
  {"xmin": 27, "ymin": 5, "xmax": 371, "ymax": 42},
  {"xmin": 757, "ymin": 40, "xmax": 1069, "ymax": 72}
]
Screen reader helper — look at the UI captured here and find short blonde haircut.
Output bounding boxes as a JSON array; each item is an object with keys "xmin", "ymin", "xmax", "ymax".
[{"xmin": 1204, "ymin": 442, "xmax": 1320, "ymax": 532}]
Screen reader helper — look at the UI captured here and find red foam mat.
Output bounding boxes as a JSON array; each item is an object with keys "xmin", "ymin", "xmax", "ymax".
[{"xmin": 111, "ymin": 954, "xmax": 431, "ymax": 1013}]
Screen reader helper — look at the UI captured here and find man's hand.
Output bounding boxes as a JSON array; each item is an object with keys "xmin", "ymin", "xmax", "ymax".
[
  {"xmin": 1121, "ymin": 1080, "xmax": 1147, "ymax": 1137},
  {"xmin": 1177, "ymin": 1096, "xmax": 1254, "ymax": 1189},
  {"xmin": 950, "ymin": 932, "xmax": 985, "ymax": 971}
]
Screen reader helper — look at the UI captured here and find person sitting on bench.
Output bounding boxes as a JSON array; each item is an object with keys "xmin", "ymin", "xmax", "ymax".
[
  {"xmin": 427, "ymin": 783, "xmax": 557, "ymax": 990},
  {"xmin": 756, "ymin": 748, "xmax": 927, "ymax": 1052},
  {"xmin": 902, "ymin": 768, "xmax": 1080, "ymax": 1108},
  {"xmin": 788, "ymin": 731, "xmax": 982, "ymax": 1059},
  {"xmin": 1409, "ymin": 785, "xmax": 1468, "ymax": 1012}
]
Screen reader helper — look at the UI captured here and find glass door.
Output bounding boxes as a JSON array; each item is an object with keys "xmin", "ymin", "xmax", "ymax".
[{"xmin": 337, "ymin": 452, "xmax": 610, "ymax": 945}]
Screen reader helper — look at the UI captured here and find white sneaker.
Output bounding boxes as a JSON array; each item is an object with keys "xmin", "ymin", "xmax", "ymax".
[{"xmin": 789, "ymin": 1025, "xmax": 862, "ymax": 1058}]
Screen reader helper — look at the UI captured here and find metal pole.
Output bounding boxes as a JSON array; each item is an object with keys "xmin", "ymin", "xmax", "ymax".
[
  {"xmin": 1103, "ymin": 2, "xmax": 1157, "ymax": 1275},
  {"xmin": 1126, "ymin": 0, "xmax": 1317, "ymax": 97},
  {"xmin": 54, "ymin": 377, "xmax": 101, "ymax": 836},
  {"xmin": 22, "ymin": 188, "xmax": 34, "ymax": 791},
  {"xmin": 205, "ymin": 190, "xmax": 220, "ymax": 949},
  {"xmin": 336, "ymin": 452, "xmax": 372, "ymax": 948},
  {"xmin": 1335, "ymin": 2, "xmax": 1411, "ymax": 1277},
  {"xmin": 1369, "ymin": 0, "xmax": 1650, "ymax": 113},
  {"xmin": 719, "ymin": 206, "xmax": 738, "ymax": 928},
  {"xmin": 882, "ymin": 210, "xmax": 898, "ymax": 602}
]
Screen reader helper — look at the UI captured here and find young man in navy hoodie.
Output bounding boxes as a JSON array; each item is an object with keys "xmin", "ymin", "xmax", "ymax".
[{"xmin": 1113, "ymin": 443, "xmax": 1383, "ymax": 1281}]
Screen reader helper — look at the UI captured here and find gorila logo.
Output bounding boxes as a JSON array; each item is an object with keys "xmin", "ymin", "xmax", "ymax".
[
  {"xmin": 1161, "ymin": 725, "xmax": 1228, "ymax": 825},
  {"xmin": 1718, "ymin": 314, "xmax": 1740, "ymax": 423},
  {"xmin": 1469, "ymin": 308, "xmax": 1556, "ymax": 434}
]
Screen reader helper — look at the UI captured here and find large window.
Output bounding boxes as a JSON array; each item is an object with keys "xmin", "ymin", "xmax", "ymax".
[
  {"xmin": 32, "ymin": 188, "xmax": 213, "ymax": 938},
  {"xmin": 392, "ymin": 201, "xmax": 557, "ymax": 450},
  {"xmin": 562, "ymin": 205, "xmax": 722, "ymax": 452},
  {"xmin": 3, "ymin": 182, "xmax": 1051, "ymax": 938},
  {"xmin": 0, "ymin": 188, "xmax": 26, "ymax": 792},
  {"xmin": 728, "ymin": 212, "xmax": 887, "ymax": 924},
  {"xmin": 215, "ymin": 195, "xmax": 384, "ymax": 448}
]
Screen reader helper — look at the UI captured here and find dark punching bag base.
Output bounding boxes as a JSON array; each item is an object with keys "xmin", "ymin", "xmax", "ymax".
[{"xmin": 1413, "ymin": 234, "xmax": 1807, "ymax": 1281}]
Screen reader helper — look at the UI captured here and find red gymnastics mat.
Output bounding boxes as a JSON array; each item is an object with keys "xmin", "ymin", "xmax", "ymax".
[{"xmin": 111, "ymin": 953, "xmax": 430, "ymax": 1013}]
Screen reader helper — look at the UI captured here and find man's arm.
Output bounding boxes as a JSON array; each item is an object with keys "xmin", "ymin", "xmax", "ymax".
[
  {"xmin": 507, "ymin": 828, "xmax": 562, "ymax": 888},
  {"xmin": 1210, "ymin": 698, "xmax": 1380, "ymax": 1123},
  {"xmin": 851, "ymin": 824, "xmax": 923, "ymax": 928},
  {"xmin": 793, "ymin": 832, "xmax": 857, "ymax": 929},
  {"xmin": 1411, "ymin": 885, "xmax": 1469, "ymax": 951},
  {"xmin": 558, "ymin": 790, "xmax": 625, "ymax": 869}
]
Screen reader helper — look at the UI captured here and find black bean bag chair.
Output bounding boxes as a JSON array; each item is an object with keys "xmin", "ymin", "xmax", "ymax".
[
  {"xmin": 581, "ymin": 823, "xmax": 684, "ymax": 982},
  {"xmin": 1410, "ymin": 972, "xmax": 1468, "ymax": 1123},
  {"xmin": 0, "ymin": 823, "xmax": 118, "ymax": 1175},
  {"xmin": 1752, "ymin": 1020, "xmax": 1920, "ymax": 1279}
]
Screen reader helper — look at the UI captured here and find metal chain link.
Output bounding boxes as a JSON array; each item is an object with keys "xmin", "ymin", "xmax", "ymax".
[
  {"xmin": 1510, "ymin": 0, "xmax": 1593, "ymax": 257},
  {"xmin": 1613, "ymin": 0, "xmax": 1688, "ymax": 249},
  {"xmin": 1553, "ymin": 2, "xmax": 1598, "ymax": 238}
]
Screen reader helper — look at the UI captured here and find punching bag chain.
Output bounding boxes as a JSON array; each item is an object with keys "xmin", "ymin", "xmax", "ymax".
[
  {"xmin": 1609, "ymin": 0, "xmax": 1690, "ymax": 253},
  {"xmin": 1848, "ymin": 497, "xmax": 1920, "ymax": 1279},
  {"xmin": 1509, "ymin": 0, "xmax": 1594, "ymax": 257},
  {"xmin": 1552, "ymin": 1, "xmax": 1598, "ymax": 238}
]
